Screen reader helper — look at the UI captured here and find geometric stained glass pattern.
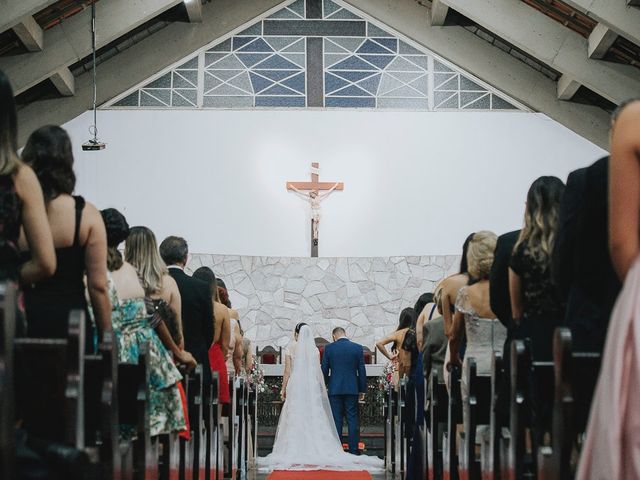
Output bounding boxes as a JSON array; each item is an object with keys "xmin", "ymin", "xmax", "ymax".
[
  {"xmin": 106, "ymin": 0, "xmax": 522, "ymax": 111},
  {"xmin": 114, "ymin": 57, "xmax": 198, "ymax": 107},
  {"xmin": 203, "ymin": 34, "xmax": 306, "ymax": 108}
]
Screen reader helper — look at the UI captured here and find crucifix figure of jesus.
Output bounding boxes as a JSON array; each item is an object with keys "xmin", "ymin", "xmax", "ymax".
[{"xmin": 287, "ymin": 162, "xmax": 344, "ymax": 257}]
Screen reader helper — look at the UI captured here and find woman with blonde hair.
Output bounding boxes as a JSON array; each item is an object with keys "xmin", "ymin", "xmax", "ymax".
[
  {"xmin": 448, "ymin": 231, "xmax": 506, "ymax": 436},
  {"xmin": 123, "ymin": 226, "xmax": 196, "ymax": 368}
]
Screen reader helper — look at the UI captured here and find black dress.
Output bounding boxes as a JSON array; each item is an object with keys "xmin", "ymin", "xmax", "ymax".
[
  {"xmin": 510, "ymin": 241, "xmax": 564, "ymax": 361},
  {"xmin": 0, "ymin": 173, "xmax": 22, "ymax": 282},
  {"xmin": 22, "ymin": 196, "xmax": 93, "ymax": 352}
]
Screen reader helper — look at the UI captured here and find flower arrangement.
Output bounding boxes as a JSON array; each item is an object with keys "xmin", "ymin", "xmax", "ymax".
[
  {"xmin": 246, "ymin": 362, "xmax": 267, "ymax": 394},
  {"xmin": 377, "ymin": 361, "xmax": 396, "ymax": 394}
]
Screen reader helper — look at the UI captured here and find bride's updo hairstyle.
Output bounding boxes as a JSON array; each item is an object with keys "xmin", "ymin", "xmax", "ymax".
[{"xmin": 294, "ymin": 322, "xmax": 308, "ymax": 338}]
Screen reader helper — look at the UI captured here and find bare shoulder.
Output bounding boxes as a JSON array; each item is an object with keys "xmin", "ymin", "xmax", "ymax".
[
  {"xmin": 162, "ymin": 273, "xmax": 178, "ymax": 290},
  {"xmin": 13, "ymin": 162, "xmax": 38, "ymax": 195},
  {"xmin": 82, "ymin": 201, "xmax": 102, "ymax": 226}
]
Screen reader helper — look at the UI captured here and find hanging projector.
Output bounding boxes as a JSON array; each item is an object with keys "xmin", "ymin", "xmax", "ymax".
[
  {"xmin": 82, "ymin": 139, "xmax": 106, "ymax": 151},
  {"xmin": 83, "ymin": 1, "xmax": 106, "ymax": 152}
]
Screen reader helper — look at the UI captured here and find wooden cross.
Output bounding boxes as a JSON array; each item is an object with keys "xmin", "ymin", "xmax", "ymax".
[{"xmin": 287, "ymin": 162, "xmax": 344, "ymax": 257}]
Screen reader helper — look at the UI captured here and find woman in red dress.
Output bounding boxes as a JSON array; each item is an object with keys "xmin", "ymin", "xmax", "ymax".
[{"xmin": 193, "ymin": 266, "xmax": 231, "ymax": 404}]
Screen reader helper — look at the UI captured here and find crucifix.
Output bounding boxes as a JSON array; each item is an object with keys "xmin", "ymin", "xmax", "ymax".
[{"xmin": 287, "ymin": 162, "xmax": 344, "ymax": 257}]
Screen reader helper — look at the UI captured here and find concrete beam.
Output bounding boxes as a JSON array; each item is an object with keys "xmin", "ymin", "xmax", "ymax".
[
  {"xmin": 0, "ymin": 0, "xmax": 57, "ymax": 34},
  {"xmin": 588, "ymin": 23, "xmax": 618, "ymax": 59},
  {"xmin": 184, "ymin": 0, "xmax": 203, "ymax": 22},
  {"xmin": 563, "ymin": 0, "xmax": 640, "ymax": 47},
  {"xmin": 0, "ymin": 0, "xmax": 183, "ymax": 96},
  {"xmin": 12, "ymin": 16, "xmax": 44, "ymax": 52},
  {"xmin": 557, "ymin": 75, "xmax": 581, "ymax": 100},
  {"xmin": 437, "ymin": 0, "xmax": 640, "ymax": 105},
  {"xmin": 343, "ymin": 0, "xmax": 610, "ymax": 149},
  {"xmin": 430, "ymin": 0, "xmax": 449, "ymax": 26},
  {"xmin": 49, "ymin": 67, "xmax": 74, "ymax": 96},
  {"xmin": 16, "ymin": 0, "xmax": 285, "ymax": 146}
]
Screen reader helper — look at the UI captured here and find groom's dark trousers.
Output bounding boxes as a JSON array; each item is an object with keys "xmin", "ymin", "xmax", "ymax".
[{"xmin": 321, "ymin": 337, "xmax": 367, "ymax": 454}]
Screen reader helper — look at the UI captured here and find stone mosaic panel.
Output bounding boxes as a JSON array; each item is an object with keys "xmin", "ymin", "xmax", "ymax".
[
  {"xmin": 107, "ymin": 0, "xmax": 522, "ymax": 111},
  {"xmin": 186, "ymin": 254, "xmax": 460, "ymax": 357}
]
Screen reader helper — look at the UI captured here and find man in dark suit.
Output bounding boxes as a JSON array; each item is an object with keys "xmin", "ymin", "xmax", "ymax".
[
  {"xmin": 159, "ymin": 236, "xmax": 214, "ymax": 392},
  {"xmin": 489, "ymin": 229, "xmax": 520, "ymax": 424},
  {"xmin": 552, "ymin": 157, "xmax": 621, "ymax": 353},
  {"xmin": 321, "ymin": 327, "xmax": 367, "ymax": 455}
]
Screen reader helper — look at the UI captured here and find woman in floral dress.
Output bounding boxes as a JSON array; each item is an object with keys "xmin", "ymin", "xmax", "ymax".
[{"xmin": 101, "ymin": 208, "xmax": 187, "ymax": 437}]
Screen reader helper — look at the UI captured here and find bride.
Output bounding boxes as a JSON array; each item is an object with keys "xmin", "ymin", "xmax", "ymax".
[{"xmin": 257, "ymin": 323, "xmax": 384, "ymax": 472}]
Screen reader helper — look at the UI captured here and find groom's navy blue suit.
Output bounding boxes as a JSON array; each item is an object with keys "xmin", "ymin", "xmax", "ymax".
[{"xmin": 321, "ymin": 337, "xmax": 367, "ymax": 454}]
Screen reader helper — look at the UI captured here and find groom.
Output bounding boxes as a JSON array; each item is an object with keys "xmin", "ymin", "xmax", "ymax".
[{"xmin": 321, "ymin": 327, "xmax": 367, "ymax": 455}]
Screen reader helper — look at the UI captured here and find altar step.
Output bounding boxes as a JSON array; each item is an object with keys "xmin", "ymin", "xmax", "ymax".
[{"xmin": 256, "ymin": 429, "xmax": 385, "ymax": 458}]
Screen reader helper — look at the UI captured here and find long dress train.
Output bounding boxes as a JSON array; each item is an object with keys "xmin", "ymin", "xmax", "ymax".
[{"xmin": 257, "ymin": 326, "xmax": 383, "ymax": 472}]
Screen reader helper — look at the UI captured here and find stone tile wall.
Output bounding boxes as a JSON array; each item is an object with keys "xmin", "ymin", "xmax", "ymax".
[{"xmin": 187, "ymin": 254, "xmax": 459, "ymax": 358}]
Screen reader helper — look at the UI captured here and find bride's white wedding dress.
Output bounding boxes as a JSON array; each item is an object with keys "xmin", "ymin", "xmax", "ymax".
[{"xmin": 257, "ymin": 325, "xmax": 384, "ymax": 472}]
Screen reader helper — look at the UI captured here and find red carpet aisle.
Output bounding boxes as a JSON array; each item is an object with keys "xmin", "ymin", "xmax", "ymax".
[{"xmin": 267, "ymin": 470, "xmax": 372, "ymax": 480}]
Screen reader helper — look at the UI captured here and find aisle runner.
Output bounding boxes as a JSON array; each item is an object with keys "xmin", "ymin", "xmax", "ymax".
[{"xmin": 267, "ymin": 470, "xmax": 372, "ymax": 480}]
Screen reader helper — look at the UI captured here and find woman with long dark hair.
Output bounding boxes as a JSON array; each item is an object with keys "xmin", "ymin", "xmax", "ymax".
[
  {"xmin": 0, "ymin": 70, "xmax": 55, "ymax": 285},
  {"xmin": 509, "ymin": 176, "xmax": 565, "ymax": 360},
  {"xmin": 20, "ymin": 125, "xmax": 110, "ymax": 351},
  {"xmin": 375, "ymin": 307, "xmax": 418, "ymax": 381},
  {"xmin": 192, "ymin": 266, "xmax": 231, "ymax": 404},
  {"xmin": 441, "ymin": 233, "xmax": 475, "ymax": 336}
]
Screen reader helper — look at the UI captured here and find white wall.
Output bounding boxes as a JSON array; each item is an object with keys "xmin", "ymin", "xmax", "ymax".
[{"xmin": 63, "ymin": 109, "xmax": 605, "ymax": 257}]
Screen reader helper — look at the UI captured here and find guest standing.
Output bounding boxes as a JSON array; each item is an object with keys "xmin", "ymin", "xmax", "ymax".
[
  {"xmin": 0, "ymin": 70, "xmax": 55, "ymax": 286},
  {"xmin": 193, "ymin": 266, "xmax": 231, "ymax": 404},
  {"xmin": 552, "ymin": 156, "xmax": 621, "ymax": 353},
  {"xmin": 124, "ymin": 226, "xmax": 196, "ymax": 368},
  {"xmin": 20, "ymin": 126, "xmax": 110, "ymax": 351},
  {"xmin": 577, "ymin": 99, "xmax": 640, "ymax": 480},
  {"xmin": 422, "ymin": 286, "xmax": 447, "ymax": 398},
  {"xmin": 376, "ymin": 307, "xmax": 417, "ymax": 381},
  {"xmin": 217, "ymin": 279, "xmax": 243, "ymax": 376},
  {"xmin": 160, "ymin": 237, "xmax": 214, "ymax": 397},
  {"xmin": 448, "ymin": 231, "xmax": 506, "ymax": 437},
  {"xmin": 509, "ymin": 176, "xmax": 564, "ymax": 460},
  {"xmin": 489, "ymin": 229, "xmax": 520, "ymax": 426},
  {"xmin": 509, "ymin": 176, "xmax": 565, "ymax": 361},
  {"xmin": 102, "ymin": 209, "xmax": 187, "ymax": 437}
]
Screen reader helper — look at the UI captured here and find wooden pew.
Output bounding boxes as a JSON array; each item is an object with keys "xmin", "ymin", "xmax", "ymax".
[
  {"xmin": 187, "ymin": 366, "xmax": 205, "ymax": 480},
  {"xmin": 0, "ymin": 282, "xmax": 16, "ymax": 480},
  {"xmin": 483, "ymin": 352, "xmax": 504, "ymax": 480},
  {"xmin": 84, "ymin": 331, "xmax": 120, "ymax": 480},
  {"xmin": 384, "ymin": 384, "xmax": 396, "ymax": 474},
  {"xmin": 505, "ymin": 339, "xmax": 554, "ymax": 480},
  {"xmin": 14, "ymin": 310, "xmax": 90, "ymax": 479},
  {"xmin": 118, "ymin": 342, "xmax": 156, "ymax": 480},
  {"xmin": 459, "ymin": 358, "xmax": 492, "ymax": 480},
  {"xmin": 179, "ymin": 371, "xmax": 193, "ymax": 480},
  {"xmin": 443, "ymin": 364, "xmax": 462, "ymax": 480},
  {"xmin": 396, "ymin": 377, "xmax": 408, "ymax": 478},
  {"xmin": 427, "ymin": 369, "xmax": 448, "ymax": 480},
  {"xmin": 235, "ymin": 378, "xmax": 247, "ymax": 478},
  {"xmin": 209, "ymin": 372, "xmax": 224, "ymax": 480},
  {"xmin": 247, "ymin": 380, "xmax": 258, "ymax": 470},
  {"xmin": 225, "ymin": 376, "xmax": 237, "ymax": 479},
  {"xmin": 537, "ymin": 328, "xmax": 601, "ymax": 480}
]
